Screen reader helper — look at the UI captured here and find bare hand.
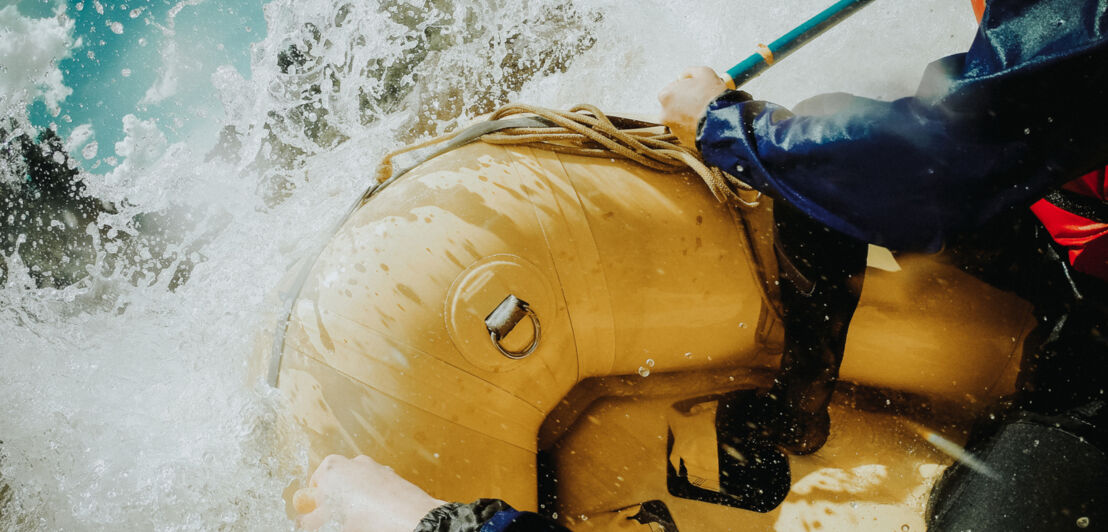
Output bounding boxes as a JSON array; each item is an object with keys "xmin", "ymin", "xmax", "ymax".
[
  {"xmin": 294, "ymin": 455, "xmax": 445, "ymax": 532},
  {"xmin": 657, "ymin": 66, "xmax": 727, "ymax": 148}
]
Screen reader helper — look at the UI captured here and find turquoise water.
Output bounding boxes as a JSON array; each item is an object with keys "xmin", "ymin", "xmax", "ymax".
[
  {"xmin": 20, "ymin": 0, "xmax": 265, "ymax": 170},
  {"xmin": 0, "ymin": 1, "xmax": 975, "ymax": 529}
]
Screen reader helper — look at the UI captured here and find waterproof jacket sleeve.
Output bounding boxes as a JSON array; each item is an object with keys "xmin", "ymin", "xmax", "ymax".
[
  {"xmin": 415, "ymin": 499, "xmax": 571, "ymax": 532},
  {"xmin": 697, "ymin": 0, "xmax": 1108, "ymax": 251}
]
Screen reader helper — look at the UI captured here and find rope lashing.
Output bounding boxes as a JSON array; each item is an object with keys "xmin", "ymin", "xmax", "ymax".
[{"xmin": 375, "ymin": 103, "xmax": 762, "ymax": 208}]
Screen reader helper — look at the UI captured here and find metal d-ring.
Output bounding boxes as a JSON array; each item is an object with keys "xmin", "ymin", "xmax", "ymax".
[{"xmin": 484, "ymin": 294, "xmax": 541, "ymax": 359}]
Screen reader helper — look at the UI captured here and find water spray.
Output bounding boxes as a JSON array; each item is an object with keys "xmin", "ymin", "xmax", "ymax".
[{"xmin": 906, "ymin": 421, "xmax": 1001, "ymax": 480}]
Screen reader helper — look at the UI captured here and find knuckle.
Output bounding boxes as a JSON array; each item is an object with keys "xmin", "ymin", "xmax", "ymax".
[{"xmin": 319, "ymin": 454, "xmax": 345, "ymax": 469}]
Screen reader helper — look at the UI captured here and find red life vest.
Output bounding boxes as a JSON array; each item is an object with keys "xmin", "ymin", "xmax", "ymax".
[{"xmin": 1030, "ymin": 169, "xmax": 1108, "ymax": 282}]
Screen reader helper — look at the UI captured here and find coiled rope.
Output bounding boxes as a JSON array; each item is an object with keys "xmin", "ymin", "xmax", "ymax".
[{"xmin": 374, "ymin": 103, "xmax": 762, "ymax": 208}]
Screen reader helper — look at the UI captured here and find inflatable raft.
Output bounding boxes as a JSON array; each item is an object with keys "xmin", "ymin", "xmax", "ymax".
[{"xmin": 256, "ymin": 119, "xmax": 1036, "ymax": 530}]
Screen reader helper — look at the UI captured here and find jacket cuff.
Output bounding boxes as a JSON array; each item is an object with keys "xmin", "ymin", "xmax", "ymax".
[
  {"xmin": 480, "ymin": 508, "xmax": 522, "ymax": 532},
  {"xmin": 415, "ymin": 499, "xmax": 510, "ymax": 532},
  {"xmin": 414, "ymin": 499, "xmax": 570, "ymax": 532},
  {"xmin": 695, "ymin": 90, "xmax": 753, "ymax": 151},
  {"xmin": 696, "ymin": 90, "xmax": 770, "ymax": 190}
]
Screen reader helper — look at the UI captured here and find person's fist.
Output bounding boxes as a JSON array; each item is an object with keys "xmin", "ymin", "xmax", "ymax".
[
  {"xmin": 657, "ymin": 66, "xmax": 727, "ymax": 148},
  {"xmin": 294, "ymin": 455, "xmax": 445, "ymax": 532}
]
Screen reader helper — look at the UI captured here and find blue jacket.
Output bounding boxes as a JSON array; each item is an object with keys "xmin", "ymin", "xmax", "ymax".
[{"xmin": 698, "ymin": 0, "xmax": 1108, "ymax": 250}]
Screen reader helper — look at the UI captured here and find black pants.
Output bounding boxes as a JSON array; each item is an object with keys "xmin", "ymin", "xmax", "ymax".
[
  {"xmin": 946, "ymin": 210, "xmax": 1108, "ymax": 414},
  {"xmin": 929, "ymin": 210, "xmax": 1108, "ymax": 531}
]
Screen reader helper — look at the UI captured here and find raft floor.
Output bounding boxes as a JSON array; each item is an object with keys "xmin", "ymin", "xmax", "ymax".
[{"xmin": 549, "ymin": 389, "xmax": 964, "ymax": 531}]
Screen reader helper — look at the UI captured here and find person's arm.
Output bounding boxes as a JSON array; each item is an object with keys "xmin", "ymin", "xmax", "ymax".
[
  {"xmin": 294, "ymin": 455, "xmax": 445, "ymax": 532},
  {"xmin": 660, "ymin": 0, "xmax": 1108, "ymax": 251},
  {"xmin": 294, "ymin": 455, "xmax": 570, "ymax": 532},
  {"xmin": 696, "ymin": 83, "xmax": 983, "ymax": 251}
]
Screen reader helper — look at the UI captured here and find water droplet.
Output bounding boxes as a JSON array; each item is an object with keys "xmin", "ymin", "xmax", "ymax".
[
  {"xmin": 683, "ymin": 352, "xmax": 693, "ymax": 359},
  {"xmin": 901, "ymin": 525, "xmax": 911, "ymax": 532},
  {"xmin": 1024, "ymin": 127, "xmax": 1032, "ymax": 135},
  {"xmin": 637, "ymin": 366, "xmax": 650, "ymax": 377},
  {"xmin": 645, "ymin": 358, "xmax": 655, "ymax": 368},
  {"xmin": 721, "ymin": 444, "xmax": 746, "ymax": 464},
  {"xmin": 1077, "ymin": 516, "xmax": 1090, "ymax": 528},
  {"xmin": 82, "ymin": 142, "xmax": 98, "ymax": 160},
  {"xmin": 738, "ymin": 322, "xmax": 747, "ymax": 328},
  {"xmin": 579, "ymin": 515, "xmax": 588, "ymax": 521}
]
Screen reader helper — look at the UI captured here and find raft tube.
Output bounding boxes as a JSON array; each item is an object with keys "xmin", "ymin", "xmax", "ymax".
[{"xmin": 259, "ymin": 139, "xmax": 1035, "ymax": 511}]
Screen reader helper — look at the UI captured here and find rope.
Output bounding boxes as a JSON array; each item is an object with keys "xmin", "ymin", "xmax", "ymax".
[
  {"xmin": 374, "ymin": 103, "xmax": 762, "ymax": 208},
  {"xmin": 374, "ymin": 126, "xmax": 466, "ymax": 184}
]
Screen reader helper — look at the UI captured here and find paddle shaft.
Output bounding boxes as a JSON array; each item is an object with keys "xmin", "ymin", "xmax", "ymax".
[{"xmin": 723, "ymin": 0, "xmax": 878, "ymax": 89}]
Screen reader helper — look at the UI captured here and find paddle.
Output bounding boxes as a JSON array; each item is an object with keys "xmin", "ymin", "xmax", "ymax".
[{"xmin": 722, "ymin": 0, "xmax": 879, "ymax": 89}]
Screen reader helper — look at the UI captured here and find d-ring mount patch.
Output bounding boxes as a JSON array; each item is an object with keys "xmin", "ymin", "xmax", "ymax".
[{"xmin": 445, "ymin": 254, "xmax": 556, "ymax": 372}]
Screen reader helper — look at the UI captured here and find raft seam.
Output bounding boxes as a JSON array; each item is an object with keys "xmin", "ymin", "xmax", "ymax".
[
  {"xmin": 287, "ymin": 349, "xmax": 540, "ymax": 455},
  {"xmin": 321, "ymin": 307, "xmax": 545, "ymax": 414},
  {"xmin": 530, "ymin": 147, "xmax": 618, "ymax": 379},
  {"xmin": 497, "ymin": 145, "xmax": 586, "ymax": 386}
]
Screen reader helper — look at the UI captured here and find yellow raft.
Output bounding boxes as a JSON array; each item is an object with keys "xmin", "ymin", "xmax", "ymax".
[{"xmin": 257, "ymin": 135, "xmax": 1035, "ymax": 530}]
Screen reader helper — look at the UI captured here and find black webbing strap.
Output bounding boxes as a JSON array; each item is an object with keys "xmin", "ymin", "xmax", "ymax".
[{"xmin": 1043, "ymin": 188, "xmax": 1108, "ymax": 224}]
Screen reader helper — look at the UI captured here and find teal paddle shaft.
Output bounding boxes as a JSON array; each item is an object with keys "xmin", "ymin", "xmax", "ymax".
[{"xmin": 723, "ymin": 0, "xmax": 878, "ymax": 89}]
